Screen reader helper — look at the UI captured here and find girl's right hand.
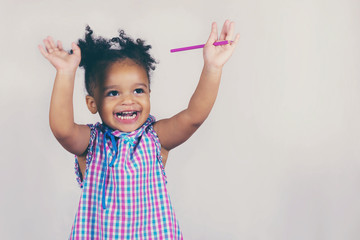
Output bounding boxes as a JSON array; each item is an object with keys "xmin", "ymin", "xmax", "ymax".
[{"xmin": 38, "ymin": 36, "xmax": 81, "ymax": 74}]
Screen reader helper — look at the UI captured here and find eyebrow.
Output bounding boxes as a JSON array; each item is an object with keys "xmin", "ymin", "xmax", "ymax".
[
  {"xmin": 134, "ymin": 83, "xmax": 148, "ymax": 88},
  {"xmin": 104, "ymin": 83, "xmax": 148, "ymax": 91}
]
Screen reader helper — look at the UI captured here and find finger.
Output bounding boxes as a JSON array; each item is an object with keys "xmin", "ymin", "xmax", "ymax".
[
  {"xmin": 219, "ymin": 19, "xmax": 230, "ymax": 40},
  {"xmin": 231, "ymin": 33, "xmax": 240, "ymax": 46},
  {"xmin": 225, "ymin": 21, "xmax": 235, "ymax": 41},
  {"xmin": 205, "ymin": 22, "xmax": 218, "ymax": 45},
  {"xmin": 71, "ymin": 42, "xmax": 81, "ymax": 57},
  {"xmin": 38, "ymin": 45, "xmax": 50, "ymax": 58},
  {"xmin": 43, "ymin": 38, "xmax": 53, "ymax": 52},
  {"xmin": 47, "ymin": 36, "xmax": 57, "ymax": 49},
  {"xmin": 57, "ymin": 40, "xmax": 63, "ymax": 51}
]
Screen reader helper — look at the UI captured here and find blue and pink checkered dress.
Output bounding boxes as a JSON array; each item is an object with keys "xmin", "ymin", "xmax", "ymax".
[{"xmin": 70, "ymin": 115, "xmax": 183, "ymax": 239}]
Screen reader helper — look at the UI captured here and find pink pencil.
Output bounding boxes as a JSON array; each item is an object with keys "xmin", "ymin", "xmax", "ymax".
[{"xmin": 170, "ymin": 40, "xmax": 232, "ymax": 53}]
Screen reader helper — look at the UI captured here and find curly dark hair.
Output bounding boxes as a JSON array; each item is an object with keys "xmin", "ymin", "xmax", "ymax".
[{"xmin": 72, "ymin": 26, "xmax": 157, "ymax": 96}]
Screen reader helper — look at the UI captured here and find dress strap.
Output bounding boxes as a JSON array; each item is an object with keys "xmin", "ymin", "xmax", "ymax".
[{"xmin": 101, "ymin": 130, "xmax": 118, "ymax": 209}]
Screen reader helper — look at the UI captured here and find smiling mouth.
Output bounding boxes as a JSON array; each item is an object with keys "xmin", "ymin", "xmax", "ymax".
[{"xmin": 115, "ymin": 111, "xmax": 138, "ymax": 120}]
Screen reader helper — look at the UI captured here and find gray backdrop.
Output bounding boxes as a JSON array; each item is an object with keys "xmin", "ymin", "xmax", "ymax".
[{"xmin": 1, "ymin": 0, "xmax": 360, "ymax": 239}]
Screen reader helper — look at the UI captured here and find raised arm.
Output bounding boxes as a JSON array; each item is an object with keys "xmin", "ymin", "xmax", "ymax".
[
  {"xmin": 154, "ymin": 20, "xmax": 240, "ymax": 151},
  {"xmin": 39, "ymin": 37, "xmax": 90, "ymax": 156}
]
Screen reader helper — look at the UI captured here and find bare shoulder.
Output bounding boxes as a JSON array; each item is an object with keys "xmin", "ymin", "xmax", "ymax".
[
  {"xmin": 55, "ymin": 123, "xmax": 91, "ymax": 156},
  {"xmin": 152, "ymin": 114, "xmax": 198, "ymax": 151}
]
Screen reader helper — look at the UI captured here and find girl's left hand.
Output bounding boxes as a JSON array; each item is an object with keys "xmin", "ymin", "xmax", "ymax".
[{"xmin": 203, "ymin": 20, "xmax": 240, "ymax": 69}]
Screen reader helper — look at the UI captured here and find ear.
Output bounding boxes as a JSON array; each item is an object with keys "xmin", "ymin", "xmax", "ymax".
[{"xmin": 86, "ymin": 95, "xmax": 98, "ymax": 114}]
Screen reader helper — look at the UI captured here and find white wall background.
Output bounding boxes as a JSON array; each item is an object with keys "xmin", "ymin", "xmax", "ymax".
[{"xmin": 0, "ymin": 0, "xmax": 360, "ymax": 239}]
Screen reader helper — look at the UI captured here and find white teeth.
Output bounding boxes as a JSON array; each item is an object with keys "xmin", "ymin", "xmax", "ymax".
[{"xmin": 115, "ymin": 111, "xmax": 137, "ymax": 120}]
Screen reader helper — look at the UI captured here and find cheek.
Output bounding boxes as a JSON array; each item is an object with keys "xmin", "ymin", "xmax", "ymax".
[
  {"xmin": 98, "ymin": 101, "xmax": 114, "ymax": 115},
  {"xmin": 142, "ymin": 98, "xmax": 150, "ymax": 110}
]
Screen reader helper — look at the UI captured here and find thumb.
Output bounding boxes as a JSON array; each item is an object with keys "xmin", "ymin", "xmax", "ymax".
[{"xmin": 71, "ymin": 42, "xmax": 81, "ymax": 57}]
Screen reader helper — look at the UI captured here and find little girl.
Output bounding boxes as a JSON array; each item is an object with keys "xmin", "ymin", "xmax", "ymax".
[{"xmin": 39, "ymin": 20, "xmax": 239, "ymax": 239}]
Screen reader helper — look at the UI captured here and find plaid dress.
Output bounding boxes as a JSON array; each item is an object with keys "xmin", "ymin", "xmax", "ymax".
[{"xmin": 70, "ymin": 115, "xmax": 182, "ymax": 239}]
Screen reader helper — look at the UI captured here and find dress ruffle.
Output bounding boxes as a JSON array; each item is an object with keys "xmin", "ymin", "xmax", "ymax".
[{"xmin": 74, "ymin": 123, "xmax": 98, "ymax": 188}]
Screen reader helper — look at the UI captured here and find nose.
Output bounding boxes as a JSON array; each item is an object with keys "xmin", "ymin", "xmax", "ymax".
[{"xmin": 121, "ymin": 93, "xmax": 134, "ymax": 105}]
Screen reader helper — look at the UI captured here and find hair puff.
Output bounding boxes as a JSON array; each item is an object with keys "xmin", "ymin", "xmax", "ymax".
[{"xmin": 72, "ymin": 25, "xmax": 157, "ymax": 96}]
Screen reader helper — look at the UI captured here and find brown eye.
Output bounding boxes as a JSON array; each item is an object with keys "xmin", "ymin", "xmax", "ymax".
[
  {"xmin": 107, "ymin": 90, "xmax": 119, "ymax": 97},
  {"xmin": 134, "ymin": 88, "xmax": 144, "ymax": 94}
]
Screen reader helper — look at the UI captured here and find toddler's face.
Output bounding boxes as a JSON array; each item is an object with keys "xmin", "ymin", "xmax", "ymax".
[{"xmin": 92, "ymin": 59, "xmax": 151, "ymax": 132}]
